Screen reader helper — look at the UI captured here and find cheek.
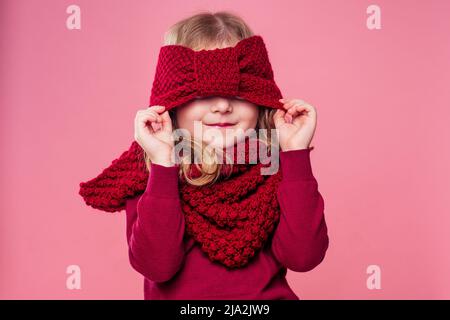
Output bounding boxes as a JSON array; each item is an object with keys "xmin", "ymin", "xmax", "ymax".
[
  {"xmin": 176, "ymin": 103, "xmax": 206, "ymax": 132},
  {"xmin": 239, "ymin": 105, "xmax": 259, "ymax": 128}
]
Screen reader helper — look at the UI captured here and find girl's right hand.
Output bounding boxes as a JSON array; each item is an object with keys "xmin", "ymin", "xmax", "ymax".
[{"xmin": 134, "ymin": 105, "xmax": 175, "ymax": 167}]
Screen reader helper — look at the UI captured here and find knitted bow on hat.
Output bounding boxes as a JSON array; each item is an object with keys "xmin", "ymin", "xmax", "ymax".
[{"xmin": 149, "ymin": 35, "xmax": 284, "ymax": 110}]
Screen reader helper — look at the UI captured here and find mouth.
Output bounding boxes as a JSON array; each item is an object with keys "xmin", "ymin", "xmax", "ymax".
[{"xmin": 204, "ymin": 122, "xmax": 237, "ymax": 128}]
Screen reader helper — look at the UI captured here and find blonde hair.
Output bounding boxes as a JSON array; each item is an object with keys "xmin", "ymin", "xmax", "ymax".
[{"xmin": 144, "ymin": 10, "xmax": 278, "ymax": 186}]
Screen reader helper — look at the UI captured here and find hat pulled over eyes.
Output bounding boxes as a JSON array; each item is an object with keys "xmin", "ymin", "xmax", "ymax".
[
  {"xmin": 149, "ymin": 35, "xmax": 284, "ymax": 111},
  {"xmin": 78, "ymin": 35, "xmax": 284, "ymax": 212}
]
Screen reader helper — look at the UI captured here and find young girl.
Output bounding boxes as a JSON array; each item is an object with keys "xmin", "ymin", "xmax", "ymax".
[{"xmin": 79, "ymin": 11, "xmax": 329, "ymax": 300}]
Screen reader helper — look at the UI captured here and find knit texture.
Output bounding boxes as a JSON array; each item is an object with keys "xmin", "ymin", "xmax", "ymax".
[
  {"xmin": 180, "ymin": 137, "xmax": 282, "ymax": 268},
  {"xmin": 79, "ymin": 141, "xmax": 148, "ymax": 212},
  {"xmin": 79, "ymin": 137, "xmax": 283, "ymax": 268},
  {"xmin": 79, "ymin": 35, "xmax": 287, "ymax": 268},
  {"xmin": 149, "ymin": 35, "xmax": 284, "ymax": 110}
]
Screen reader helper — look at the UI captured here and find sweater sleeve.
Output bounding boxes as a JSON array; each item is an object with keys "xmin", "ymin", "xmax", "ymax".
[
  {"xmin": 125, "ymin": 163, "xmax": 186, "ymax": 283},
  {"xmin": 271, "ymin": 148, "xmax": 329, "ymax": 272}
]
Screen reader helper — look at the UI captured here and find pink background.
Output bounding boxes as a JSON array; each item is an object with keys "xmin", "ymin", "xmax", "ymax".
[{"xmin": 1, "ymin": 0, "xmax": 449, "ymax": 299}]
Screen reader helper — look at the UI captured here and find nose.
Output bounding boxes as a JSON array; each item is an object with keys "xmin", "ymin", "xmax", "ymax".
[{"xmin": 210, "ymin": 97, "xmax": 232, "ymax": 113}]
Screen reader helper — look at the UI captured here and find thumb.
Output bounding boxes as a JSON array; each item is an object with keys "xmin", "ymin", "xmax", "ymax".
[
  {"xmin": 159, "ymin": 110, "xmax": 173, "ymax": 132},
  {"xmin": 273, "ymin": 109, "xmax": 286, "ymax": 128}
]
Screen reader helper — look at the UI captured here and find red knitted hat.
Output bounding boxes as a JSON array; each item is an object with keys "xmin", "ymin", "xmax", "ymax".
[
  {"xmin": 149, "ymin": 35, "xmax": 284, "ymax": 110},
  {"xmin": 79, "ymin": 36, "xmax": 286, "ymax": 268},
  {"xmin": 79, "ymin": 35, "xmax": 284, "ymax": 213}
]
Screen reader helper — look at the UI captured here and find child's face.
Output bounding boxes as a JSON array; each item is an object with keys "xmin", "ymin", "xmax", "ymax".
[{"xmin": 175, "ymin": 96, "xmax": 259, "ymax": 149}]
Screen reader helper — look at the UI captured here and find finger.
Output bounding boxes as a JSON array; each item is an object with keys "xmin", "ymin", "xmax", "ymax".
[
  {"xmin": 138, "ymin": 108, "xmax": 162, "ymax": 115},
  {"xmin": 159, "ymin": 111, "xmax": 173, "ymax": 132},
  {"xmin": 293, "ymin": 99, "xmax": 306, "ymax": 105},
  {"xmin": 273, "ymin": 109, "xmax": 286, "ymax": 127},
  {"xmin": 279, "ymin": 97, "xmax": 291, "ymax": 103},
  {"xmin": 145, "ymin": 111, "xmax": 162, "ymax": 123},
  {"xmin": 143, "ymin": 106, "xmax": 166, "ymax": 118},
  {"xmin": 148, "ymin": 105, "xmax": 166, "ymax": 113},
  {"xmin": 294, "ymin": 103, "xmax": 317, "ymax": 119},
  {"xmin": 159, "ymin": 110, "xmax": 171, "ymax": 124},
  {"xmin": 140, "ymin": 110, "xmax": 163, "ymax": 122},
  {"xmin": 137, "ymin": 105, "xmax": 164, "ymax": 116},
  {"xmin": 282, "ymin": 100, "xmax": 297, "ymax": 110},
  {"xmin": 151, "ymin": 121, "xmax": 162, "ymax": 132},
  {"xmin": 138, "ymin": 113, "xmax": 160, "ymax": 130},
  {"xmin": 285, "ymin": 99, "xmax": 307, "ymax": 110},
  {"xmin": 287, "ymin": 105, "xmax": 309, "ymax": 117},
  {"xmin": 303, "ymin": 103, "xmax": 316, "ymax": 114},
  {"xmin": 284, "ymin": 113, "xmax": 293, "ymax": 123}
]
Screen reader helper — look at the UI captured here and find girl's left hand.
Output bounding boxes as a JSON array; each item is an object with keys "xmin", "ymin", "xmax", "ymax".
[{"xmin": 273, "ymin": 98, "xmax": 317, "ymax": 151}]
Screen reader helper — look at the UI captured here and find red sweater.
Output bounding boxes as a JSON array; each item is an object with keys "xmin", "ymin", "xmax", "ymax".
[{"xmin": 125, "ymin": 148, "xmax": 329, "ymax": 300}]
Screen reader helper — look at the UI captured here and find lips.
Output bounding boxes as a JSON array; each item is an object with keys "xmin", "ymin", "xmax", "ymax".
[{"xmin": 205, "ymin": 123, "xmax": 236, "ymax": 127}]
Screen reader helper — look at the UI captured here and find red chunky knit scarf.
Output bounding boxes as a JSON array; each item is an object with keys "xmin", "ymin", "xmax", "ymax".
[{"xmin": 79, "ymin": 137, "xmax": 283, "ymax": 269}]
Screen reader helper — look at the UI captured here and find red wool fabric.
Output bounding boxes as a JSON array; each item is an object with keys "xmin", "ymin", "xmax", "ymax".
[
  {"xmin": 179, "ymin": 138, "xmax": 282, "ymax": 268},
  {"xmin": 149, "ymin": 35, "xmax": 284, "ymax": 111},
  {"xmin": 126, "ymin": 147, "xmax": 329, "ymax": 300},
  {"xmin": 78, "ymin": 35, "xmax": 329, "ymax": 286},
  {"xmin": 80, "ymin": 137, "xmax": 285, "ymax": 269}
]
